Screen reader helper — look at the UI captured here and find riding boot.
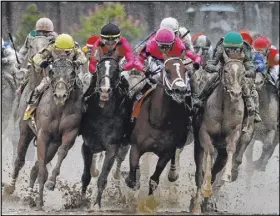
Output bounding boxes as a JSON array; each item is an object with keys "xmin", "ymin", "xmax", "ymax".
[
  {"xmin": 135, "ymin": 82, "xmax": 152, "ymax": 101},
  {"xmin": 192, "ymin": 72, "xmax": 219, "ymax": 109},
  {"xmin": 23, "ymin": 90, "xmax": 41, "ymax": 120},
  {"xmin": 252, "ymin": 87, "xmax": 262, "ymax": 122}
]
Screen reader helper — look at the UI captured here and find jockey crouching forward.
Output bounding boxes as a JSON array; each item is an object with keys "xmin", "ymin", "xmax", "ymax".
[
  {"xmin": 193, "ymin": 31, "xmax": 261, "ymax": 125},
  {"xmin": 134, "ymin": 27, "xmax": 202, "ymax": 111},
  {"xmin": 86, "ymin": 23, "xmax": 137, "ymax": 93},
  {"xmin": 15, "ymin": 18, "xmax": 58, "ymax": 94},
  {"xmin": 24, "ymin": 33, "xmax": 87, "ymax": 114}
]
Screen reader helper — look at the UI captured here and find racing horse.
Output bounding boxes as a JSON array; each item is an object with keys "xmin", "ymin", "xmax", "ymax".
[
  {"xmin": 124, "ymin": 56, "xmax": 191, "ymax": 197},
  {"xmin": 3, "ymin": 58, "xmax": 84, "ymax": 210},
  {"xmin": 80, "ymin": 54, "xmax": 132, "ymax": 208},
  {"xmin": 245, "ymin": 70, "xmax": 279, "ymax": 174},
  {"xmin": 190, "ymin": 54, "xmax": 247, "ymax": 213}
]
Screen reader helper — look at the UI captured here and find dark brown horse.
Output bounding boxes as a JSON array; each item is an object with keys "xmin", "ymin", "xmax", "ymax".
[
  {"xmin": 80, "ymin": 55, "xmax": 132, "ymax": 208},
  {"xmin": 3, "ymin": 58, "xmax": 84, "ymax": 210},
  {"xmin": 124, "ymin": 56, "xmax": 191, "ymax": 197},
  {"xmin": 190, "ymin": 55, "xmax": 247, "ymax": 213}
]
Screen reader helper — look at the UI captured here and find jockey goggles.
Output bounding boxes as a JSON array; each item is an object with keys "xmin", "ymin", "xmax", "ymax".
[
  {"xmin": 225, "ymin": 47, "xmax": 242, "ymax": 54},
  {"xmin": 156, "ymin": 41, "xmax": 174, "ymax": 50},
  {"xmin": 54, "ymin": 47, "xmax": 73, "ymax": 56},
  {"xmin": 101, "ymin": 35, "xmax": 120, "ymax": 46},
  {"xmin": 194, "ymin": 46, "xmax": 209, "ymax": 55}
]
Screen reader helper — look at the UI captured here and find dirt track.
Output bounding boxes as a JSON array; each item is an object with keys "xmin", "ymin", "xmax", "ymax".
[{"xmin": 1, "ymin": 134, "xmax": 279, "ymax": 215}]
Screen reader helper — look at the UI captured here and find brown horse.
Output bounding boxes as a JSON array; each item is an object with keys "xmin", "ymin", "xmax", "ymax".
[
  {"xmin": 3, "ymin": 58, "xmax": 84, "ymax": 210},
  {"xmin": 190, "ymin": 54, "xmax": 246, "ymax": 213},
  {"xmin": 124, "ymin": 56, "xmax": 191, "ymax": 196},
  {"xmin": 245, "ymin": 71, "xmax": 279, "ymax": 174}
]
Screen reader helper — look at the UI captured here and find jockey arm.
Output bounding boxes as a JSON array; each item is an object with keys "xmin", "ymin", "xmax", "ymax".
[
  {"xmin": 31, "ymin": 44, "xmax": 53, "ymax": 70},
  {"xmin": 120, "ymin": 37, "xmax": 136, "ymax": 71},
  {"xmin": 73, "ymin": 48, "xmax": 88, "ymax": 66},
  {"xmin": 88, "ymin": 39, "xmax": 102, "ymax": 73},
  {"xmin": 134, "ymin": 45, "xmax": 149, "ymax": 72},
  {"xmin": 185, "ymin": 49, "xmax": 202, "ymax": 65},
  {"xmin": 243, "ymin": 44, "xmax": 255, "ymax": 78},
  {"xmin": 253, "ymin": 52, "xmax": 266, "ymax": 73}
]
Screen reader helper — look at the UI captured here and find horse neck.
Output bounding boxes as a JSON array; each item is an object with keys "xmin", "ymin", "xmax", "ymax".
[
  {"xmin": 149, "ymin": 86, "xmax": 185, "ymax": 128},
  {"xmin": 29, "ymin": 67, "xmax": 44, "ymax": 90}
]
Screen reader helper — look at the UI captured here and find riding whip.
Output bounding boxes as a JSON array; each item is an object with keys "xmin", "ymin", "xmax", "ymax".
[
  {"xmin": 132, "ymin": 30, "xmax": 156, "ymax": 52},
  {"xmin": 8, "ymin": 32, "xmax": 21, "ymax": 64},
  {"xmin": 181, "ymin": 29, "xmax": 190, "ymax": 40}
]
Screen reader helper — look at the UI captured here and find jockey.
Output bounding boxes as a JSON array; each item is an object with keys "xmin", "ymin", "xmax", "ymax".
[
  {"xmin": 134, "ymin": 17, "xmax": 180, "ymax": 55},
  {"xmin": 82, "ymin": 35, "xmax": 99, "ymax": 59},
  {"xmin": 24, "ymin": 33, "xmax": 87, "ymax": 112},
  {"xmin": 15, "ymin": 18, "xmax": 58, "ymax": 94},
  {"xmin": 134, "ymin": 27, "xmax": 202, "ymax": 101},
  {"xmin": 178, "ymin": 26, "xmax": 194, "ymax": 52},
  {"xmin": 88, "ymin": 23, "xmax": 136, "ymax": 74},
  {"xmin": 2, "ymin": 38, "xmax": 17, "ymax": 66},
  {"xmin": 253, "ymin": 36, "xmax": 279, "ymax": 90},
  {"xmin": 192, "ymin": 34, "xmax": 213, "ymax": 67},
  {"xmin": 193, "ymin": 31, "xmax": 261, "ymax": 123},
  {"xmin": 16, "ymin": 17, "xmax": 58, "ymax": 69}
]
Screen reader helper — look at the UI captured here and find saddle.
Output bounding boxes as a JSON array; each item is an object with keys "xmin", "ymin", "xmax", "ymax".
[{"xmin": 131, "ymin": 87, "xmax": 154, "ymax": 120}]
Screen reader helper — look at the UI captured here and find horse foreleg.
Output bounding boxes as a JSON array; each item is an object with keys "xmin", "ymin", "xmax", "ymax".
[
  {"xmin": 190, "ymin": 138, "xmax": 204, "ymax": 214},
  {"xmin": 46, "ymin": 129, "xmax": 78, "ymax": 191},
  {"xmin": 222, "ymin": 126, "xmax": 241, "ymax": 182},
  {"xmin": 254, "ymin": 129, "xmax": 277, "ymax": 172},
  {"xmin": 25, "ymin": 142, "xmax": 58, "ymax": 207},
  {"xmin": 167, "ymin": 149, "xmax": 180, "ymax": 182},
  {"xmin": 81, "ymin": 143, "xmax": 93, "ymax": 198},
  {"xmin": 211, "ymin": 148, "xmax": 227, "ymax": 185},
  {"xmin": 149, "ymin": 152, "xmax": 173, "ymax": 195},
  {"xmin": 35, "ymin": 129, "xmax": 50, "ymax": 210},
  {"xmin": 94, "ymin": 144, "xmax": 118, "ymax": 208},
  {"xmin": 125, "ymin": 144, "xmax": 141, "ymax": 190},
  {"xmin": 4, "ymin": 122, "xmax": 34, "ymax": 195},
  {"xmin": 113, "ymin": 144, "xmax": 130, "ymax": 180}
]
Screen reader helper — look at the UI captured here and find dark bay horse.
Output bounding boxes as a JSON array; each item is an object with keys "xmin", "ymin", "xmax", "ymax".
[
  {"xmin": 245, "ymin": 71, "xmax": 279, "ymax": 173},
  {"xmin": 3, "ymin": 58, "xmax": 84, "ymax": 210},
  {"xmin": 80, "ymin": 55, "xmax": 131, "ymax": 208},
  {"xmin": 124, "ymin": 56, "xmax": 191, "ymax": 196},
  {"xmin": 191, "ymin": 54, "xmax": 247, "ymax": 213}
]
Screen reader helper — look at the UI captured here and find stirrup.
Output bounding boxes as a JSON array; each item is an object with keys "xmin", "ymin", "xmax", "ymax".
[{"xmin": 23, "ymin": 104, "xmax": 37, "ymax": 120}]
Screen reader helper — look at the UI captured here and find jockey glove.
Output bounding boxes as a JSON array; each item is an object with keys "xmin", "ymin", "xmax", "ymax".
[
  {"xmin": 193, "ymin": 62, "xmax": 200, "ymax": 70},
  {"xmin": 40, "ymin": 60, "xmax": 49, "ymax": 69}
]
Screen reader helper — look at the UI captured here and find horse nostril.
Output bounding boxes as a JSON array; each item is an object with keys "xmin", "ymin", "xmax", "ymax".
[
  {"xmin": 63, "ymin": 94, "xmax": 67, "ymax": 98},
  {"xmin": 107, "ymin": 88, "xmax": 112, "ymax": 93},
  {"xmin": 54, "ymin": 93, "xmax": 57, "ymax": 97},
  {"xmin": 99, "ymin": 87, "xmax": 102, "ymax": 92}
]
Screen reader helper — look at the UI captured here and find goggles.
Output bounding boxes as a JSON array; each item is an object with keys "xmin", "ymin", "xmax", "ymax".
[
  {"xmin": 101, "ymin": 37, "xmax": 120, "ymax": 46},
  {"xmin": 156, "ymin": 41, "xmax": 174, "ymax": 50},
  {"xmin": 54, "ymin": 48, "xmax": 73, "ymax": 56},
  {"xmin": 194, "ymin": 46, "xmax": 209, "ymax": 55},
  {"xmin": 225, "ymin": 47, "xmax": 242, "ymax": 54}
]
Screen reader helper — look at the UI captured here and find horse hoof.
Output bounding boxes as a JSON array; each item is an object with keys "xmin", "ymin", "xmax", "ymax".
[
  {"xmin": 125, "ymin": 176, "xmax": 138, "ymax": 190},
  {"xmin": 253, "ymin": 161, "xmax": 266, "ymax": 172},
  {"xmin": 45, "ymin": 180, "xmax": 55, "ymax": 191},
  {"xmin": 3, "ymin": 183, "xmax": 15, "ymax": 195},
  {"xmin": 113, "ymin": 170, "xmax": 120, "ymax": 180},
  {"xmin": 90, "ymin": 169, "xmax": 100, "ymax": 178},
  {"xmin": 221, "ymin": 173, "xmax": 231, "ymax": 182},
  {"xmin": 22, "ymin": 195, "xmax": 36, "ymax": 208},
  {"xmin": 168, "ymin": 173, "xmax": 179, "ymax": 182}
]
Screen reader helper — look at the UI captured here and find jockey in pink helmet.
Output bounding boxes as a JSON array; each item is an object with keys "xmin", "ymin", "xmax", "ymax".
[{"xmin": 135, "ymin": 27, "xmax": 202, "ymax": 72}]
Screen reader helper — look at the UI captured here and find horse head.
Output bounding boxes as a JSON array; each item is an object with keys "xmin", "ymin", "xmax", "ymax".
[
  {"xmin": 222, "ymin": 51, "xmax": 245, "ymax": 101},
  {"xmin": 255, "ymin": 71, "xmax": 266, "ymax": 91},
  {"xmin": 161, "ymin": 55, "xmax": 188, "ymax": 104},
  {"xmin": 49, "ymin": 58, "xmax": 77, "ymax": 105},
  {"xmin": 95, "ymin": 54, "xmax": 121, "ymax": 108}
]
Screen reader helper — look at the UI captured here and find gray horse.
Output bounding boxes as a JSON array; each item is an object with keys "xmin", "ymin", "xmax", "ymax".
[
  {"xmin": 3, "ymin": 58, "xmax": 84, "ymax": 210},
  {"xmin": 245, "ymin": 71, "xmax": 279, "ymax": 174},
  {"xmin": 190, "ymin": 54, "xmax": 247, "ymax": 213}
]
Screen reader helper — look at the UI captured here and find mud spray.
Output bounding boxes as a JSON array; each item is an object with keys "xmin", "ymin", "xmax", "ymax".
[{"xmin": 1, "ymin": 130, "xmax": 279, "ymax": 215}]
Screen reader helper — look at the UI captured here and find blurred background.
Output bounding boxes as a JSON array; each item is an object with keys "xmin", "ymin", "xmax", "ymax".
[{"xmin": 1, "ymin": 1, "xmax": 279, "ymax": 49}]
